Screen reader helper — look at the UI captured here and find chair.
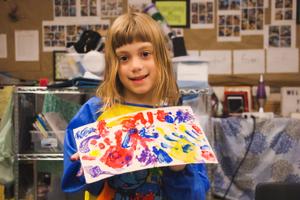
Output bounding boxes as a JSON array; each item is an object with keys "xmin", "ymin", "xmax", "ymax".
[{"xmin": 255, "ymin": 182, "xmax": 300, "ymax": 200}]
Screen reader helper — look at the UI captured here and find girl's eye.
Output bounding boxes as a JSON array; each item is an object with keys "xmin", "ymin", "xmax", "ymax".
[
  {"xmin": 118, "ymin": 55, "xmax": 128, "ymax": 62},
  {"xmin": 141, "ymin": 51, "xmax": 151, "ymax": 58}
]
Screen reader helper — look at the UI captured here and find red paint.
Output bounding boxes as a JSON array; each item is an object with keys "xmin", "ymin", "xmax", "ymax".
[
  {"xmin": 100, "ymin": 131, "xmax": 133, "ymax": 168},
  {"xmin": 146, "ymin": 112, "xmax": 154, "ymax": 124},
  {"xmin": 201, "ymin": 150, "xmax": 214, "ymax": 161},
  {"xmin": 98, "ymin": 143, "xmax": 105, "ymax": 149},
  {"xmin": 192, "ymin": 124, "xmax": 201, "ymax": 134},
  {"xmin": 104, "ymin": 138, "xmax": 111, "ymax": 145},
  {"xmin": 82, "ymin": 155, "xmax": 96, "ymax": 161},
  {"xmin": 156, "ymin": 110, "xmax": 167, "ymax": 122},
  {"xmin": 90, "ymin": 139, "xmax": 97, "ymax": 145},
  {"xmin": 97, "ymin": 120, "xmax": 109, "ymax": 137}
]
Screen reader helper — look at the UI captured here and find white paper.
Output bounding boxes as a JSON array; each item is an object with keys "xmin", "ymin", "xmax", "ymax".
[
  {"xmin": 267, "ymin": 48, "xmax": 299, "ymax": 73},
  {"xmin": 233, "ymin": 49, "xmax": 265, "ymax": 74},
  {"xmin": 190, "ymin": 0, "xmax": 214, "ymax": 29},
  {"xmin": 200, "ymin": 50, "xmax": 231, "ymax": 74},
  {"xmin": 177, "ymin": 62, "xmax": 208, "ymax": 82},
  {"xmin": 15, "ymin": 30, "xmax": 39, "ymax": 61},
  {"xmin": 271, "ymin": 0, "xmax": 296, "ymax": 25},
  {"xmin": 0, "ymin": 34, "xmax": 7, "ymax": 58}
]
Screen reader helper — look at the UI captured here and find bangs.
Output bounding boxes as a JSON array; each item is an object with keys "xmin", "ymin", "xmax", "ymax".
[{"xmin": 111, "ymin": 21, "xmax": 153, "ymax": 50}]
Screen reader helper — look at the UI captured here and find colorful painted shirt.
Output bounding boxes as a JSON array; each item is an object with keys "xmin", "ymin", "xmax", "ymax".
[{"xmin": 62, "ymin": 96, "xmax": 210, "ymax": 200}]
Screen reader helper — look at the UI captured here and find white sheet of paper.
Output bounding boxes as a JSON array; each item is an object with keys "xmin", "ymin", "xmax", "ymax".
[
  {"xmin": 267, "ymin": 48, "xmax": 299, "ymax": 73},
  {"xmin": 177, "ymin": 62, "xmax": 208, "ymax": 82},
  {"xmin": 0, "ymin": 34, "xmax": 7, "ymax": 58},
  {"xmin": 233, "ymin": 49, "xmax": 265, "ymax": 74},
  {"xmin": 200, "ymin": 50, "xmax": 231, "ymax": 74},
  {"xmin": 15, "ymin": 30, "xmax": 39, "ymax": 61}
]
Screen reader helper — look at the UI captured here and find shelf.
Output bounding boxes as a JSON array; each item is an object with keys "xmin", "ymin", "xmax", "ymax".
[{"xmin": 17, "ymin": 153, "xmax": 63, "ymax": 161}]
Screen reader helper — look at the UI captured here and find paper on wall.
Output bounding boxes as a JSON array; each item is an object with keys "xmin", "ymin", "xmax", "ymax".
[
  {"xmin": 0, "ymin": 34, "xmax": 7, "ymax": 58},
  {"xmin": 15, "ymin": 30, "xmax": 39, "ymax": 61},
  {"xmin": 266, "ymin": 48, "xmax": 299, "ymax": 73},
  {"xmin": 200, "ymin": 50, "xmax": 232, "ymax": 74},
  {"xmin": 233, "ymin": 49, "xmax": 265, "ymax": 74}
]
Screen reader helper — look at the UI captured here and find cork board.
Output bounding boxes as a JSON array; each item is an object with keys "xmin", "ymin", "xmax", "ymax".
[{"xmin": 0, "ymin": 0, "xmax": 299, "ymax": 87}]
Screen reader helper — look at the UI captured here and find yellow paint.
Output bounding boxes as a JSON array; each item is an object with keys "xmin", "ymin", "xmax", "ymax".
[{"xmin": 89, "ymin": 149, "xmax": 100, "ymax": 157}]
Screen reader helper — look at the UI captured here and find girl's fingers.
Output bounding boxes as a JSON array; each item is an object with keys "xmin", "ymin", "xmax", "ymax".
[
  {"xmin": 76, "ymin": 167, "xmax": 84, "ymax": 177},
  {"xmin": 70, "ymin": 152, "xmax": 80, "ymax": 161}
]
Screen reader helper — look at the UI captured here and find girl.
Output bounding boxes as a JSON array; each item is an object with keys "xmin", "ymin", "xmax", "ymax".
[{"xmin": 62, "ymin": 12, "xmax": 210, "ymax": 200}]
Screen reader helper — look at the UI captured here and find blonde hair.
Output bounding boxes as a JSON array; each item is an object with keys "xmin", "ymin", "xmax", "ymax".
[{"xmin": 96, "ymin": 12, "xmax": 179, "ymax": 110}]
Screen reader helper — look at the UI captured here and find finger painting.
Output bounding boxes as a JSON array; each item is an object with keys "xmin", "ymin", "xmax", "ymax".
[{"xmin": 73, "ymin": 106, "xmax": 217, "ymax": 183}]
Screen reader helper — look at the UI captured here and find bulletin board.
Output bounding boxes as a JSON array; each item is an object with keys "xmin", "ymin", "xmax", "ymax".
[{"xmin": 0, "ymin": 0, "xmax": 299, "ymax": 87}]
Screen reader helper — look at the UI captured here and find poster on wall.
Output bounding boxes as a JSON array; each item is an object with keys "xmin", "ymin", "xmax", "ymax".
[
  {"xmin": 73, "ymin": 106, "xmax": 217, "ymax": 183},
  {"xmin": 42, "ymin": 19, "xmax": 110, "ymax": 52},
  {"xmin": 240, "ymin": 0, "xmax": 265, "ymax": 35},
  {"xmin": 154, "ymin": 0, "xmax": 190, "ymax": 28},
  {"xmin": 264, "ymin": 24, "xmax": 296, "ymax": 48},
  {"xmin": 271, "ymin": 0, "xmax": 296, "ymax": 25},
  {"xmin": 100, "ymin": 0, "xmax": 123, "ymax": 18},
  {"xmin": 190, "ymin": 0, "xmax": 214, "ymax": 29}
]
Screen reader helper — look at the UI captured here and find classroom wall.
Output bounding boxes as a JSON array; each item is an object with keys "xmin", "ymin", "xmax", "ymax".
[{"xmin": 0, "ymin": 0, "xmax": 299, "ymax": 87}]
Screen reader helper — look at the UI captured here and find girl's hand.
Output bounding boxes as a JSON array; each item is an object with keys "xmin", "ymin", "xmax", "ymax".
[
  {"xmin": 70, "ymin": 152, "xmax": 80, "ymax": 161},
  {"xmin": 70, "ymin": 152, "xmax": 83, "ymax": 177},
  {"xmin": 169, "ymin": 164, "xmax": 186, "ymax": 172}
]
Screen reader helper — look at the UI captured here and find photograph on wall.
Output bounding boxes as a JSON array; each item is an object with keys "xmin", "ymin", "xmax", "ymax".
[
  {"xmin": 100, "ymin": 0, "xmax": 123, "ymax": 18},
  {"xmin": 217, "ymin": 12, "xmax": 241, "ymax": 41},
  {"xmin": 43, "ymin": 20, "xmax": 110, "ymax": 52},
  {"xmin": 79, "ymin": 0, "xmax": 99, "ymax": 17},
  {"xmin": 43, "ymin": 21, "xmax": 66, "ymax": 52},
  {"xmin": 127, "ymin": 0, "xmax": 151, "ymax": 12},
  {"xmin": 190, "ymin": 0, "xmax": 214, "ymax": 29},
  {"xmin": 264, "ymin": 24, "xmax": 296, "ymax": 48},
  {"xmin": 54, "ymin": 0, "xmax": 77, "ymax": 18},
  {"xmin": 240, "ymin": 0, "xmax": 265, "ymax": 35},
  {"xmin": 271, "ymin": 0, "xmax": 296, "ymax": 24},
  {"xmin": 218, "ymin": 0, "xmax": 240, "ymax": 11},
  {"xmin": 73, "ymin": 106, "xmax": 218, "ymax": 183}
]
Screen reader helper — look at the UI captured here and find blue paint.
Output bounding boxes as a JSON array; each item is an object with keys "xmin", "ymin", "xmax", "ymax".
[
  {"xmin": 165, "ymin": 114, "xmax": 174, "ymax": 123},
  {"xmin": 182, "ymin": 144, "xmax": 192, "ymax": 153},
  {"xmin": 75, "ymin": 127, "xmax": 96, "ymax": 139},
  {"xmin": 152, "ymin": 146, "xmax": 173, "ymax": 163},
  {"xmin": 160, "ymin": 142, "xmax": 170, "ymax": 148},
  {"xmin": 139, "ymin": 127, "xmax": 159, "ymax": 138},
  {"xmin": 79, "ymin": 135, "xmax": 100, "ymax": 153},
  {"xmin": 172, "ymin": 132, "xmax": 184, "ymax": 139},
  {"xmin": 164, "ymin": 135, "xmax": 177, "ymax": 141},
  {"xmin": 122, "ymin": 131, "xmax": 132, "ymax": 148},
  {"xmin": 185, "ymin": 130, "xmax": 198, "ymax": 139}
]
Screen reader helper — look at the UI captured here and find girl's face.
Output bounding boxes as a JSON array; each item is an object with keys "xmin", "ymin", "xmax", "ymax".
[{"xmin": 116, "ymin": 41, "xmax": 158, "ymax": 105}]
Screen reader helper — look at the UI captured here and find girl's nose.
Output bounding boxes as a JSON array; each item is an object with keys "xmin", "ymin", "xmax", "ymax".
[{"xmin": 131, "ymin": 56, "xmax": 143, "ymax": 72}]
